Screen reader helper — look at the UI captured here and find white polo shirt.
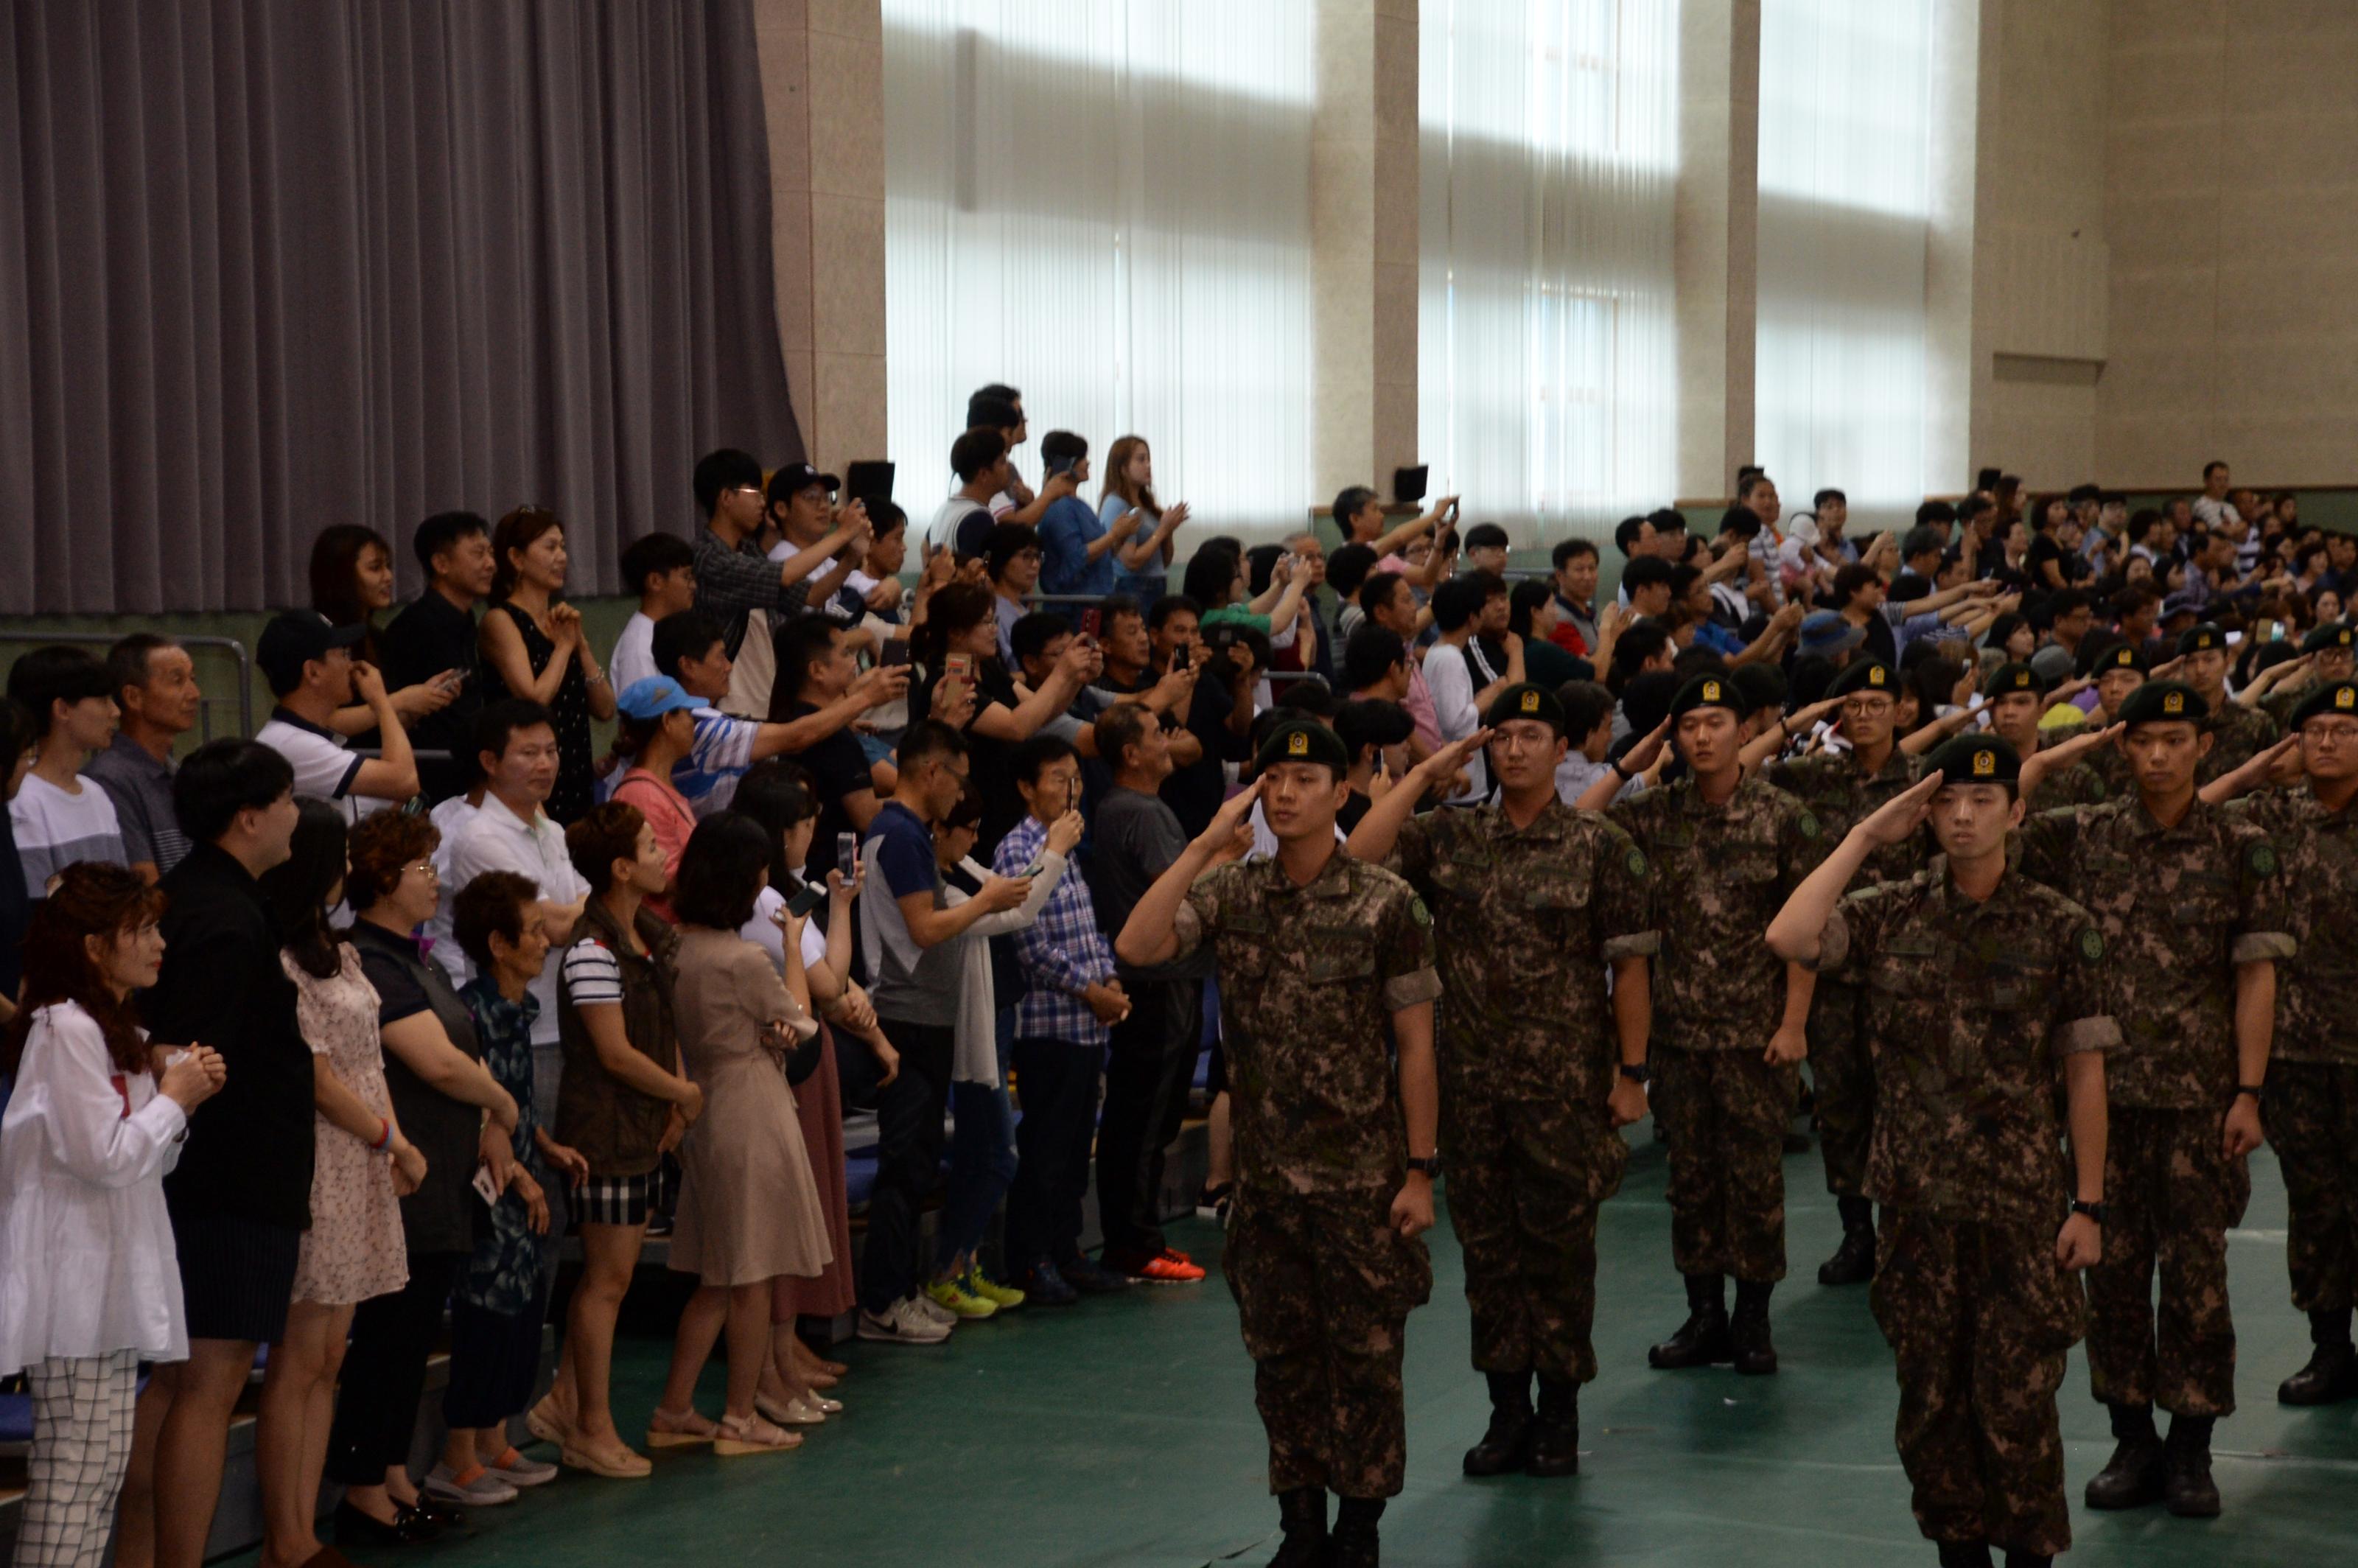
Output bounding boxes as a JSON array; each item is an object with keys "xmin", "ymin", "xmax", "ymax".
[
  {"xmin": 439, "ymin": 790, "xmax": 590, "ymax": 1043},
  {"xmin": 254, "ymin": 707, "xmax": 403, "ymax": 825}
]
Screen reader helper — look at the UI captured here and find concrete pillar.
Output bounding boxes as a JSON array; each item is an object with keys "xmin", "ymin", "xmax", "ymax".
[
  {"xmin": 753, "ymin": 0, "xmax": 889, "ymax": 476},
  {"xmin": 1312, "ymin": 0, "xmax": 1419, "ymax": 505},
  {"xmin": 1673, "ymin": 0, "xmax": 1760, "ymax": 503}
]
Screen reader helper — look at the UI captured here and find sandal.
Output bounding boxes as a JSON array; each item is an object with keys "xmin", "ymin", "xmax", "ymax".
[
  {"xmin": 560, "ymin": 1440, "xmax": 653, "ymax": 1480},
  {"xmin": 524, "ymin": 1397, "xmax": 573, "ymax": 1448},
  {"xmin": 644, "ymin": 1407, "xmax": 718, "ymax": 1449},
  {"xmin": 713, "ymin": 1413, "xmax": 802, "ymax": 1456}
]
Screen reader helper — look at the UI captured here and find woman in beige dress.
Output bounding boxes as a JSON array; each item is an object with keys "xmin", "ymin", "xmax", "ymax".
[{"xmin": 646, "ymin": 812, "xmax": 828, "ymax": 1457}]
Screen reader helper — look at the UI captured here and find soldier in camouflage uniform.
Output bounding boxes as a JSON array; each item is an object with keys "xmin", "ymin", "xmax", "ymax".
[
  {"xmin": 2259, "ymin": 624, "xmax": 2356, "ymax": 730},
  {"xmin": 2175, "ymin": 622, "xmax": 2281, "ymax": 785},
  {"xmin": 1348, "ymin": 683, "xmax": 1657, "ymax": 1480},
  {"xmin": 2016, "ymin": 680, "xmax": 2294, "ymax": 1521},
  {"xmin": 2207, "ymin": 681, "xmax": 2358, "ymax": 1406},
  {"xmin": 1578, "ymin": 675, "xmax": 1825, "ymax": 1375},
  {"xmin": 1763, "ymin": 657, "xmax": 1926, "ymax": 1286},
  {"xmin": 1983, "ymin": 662, "xmax": 2110, "ymax": 813},
  {"xmin": 1769, "ymin": 735, "xmax": 2116, "ymax": 1568},
  {"xmin": 2079, "ymin": 641, "xmax": 2149, "ymax": 800},
  {"xmin": 1117, "ymin": 718, "xmax": 1441, "ymax": 1568}
]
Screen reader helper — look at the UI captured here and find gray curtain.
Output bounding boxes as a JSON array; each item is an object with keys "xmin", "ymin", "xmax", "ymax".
[{"xmin": 0, "ymin": 0, "xmax": 804, "ymax": 615}]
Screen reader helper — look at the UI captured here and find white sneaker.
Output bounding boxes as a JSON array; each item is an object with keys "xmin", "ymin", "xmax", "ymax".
[
  {"xmin": 857, "ymin": 1298, "xmax": 951, "ymax": 1345},
  {"xmin": 912, "ymin": 1292, "xmax": 959, "ymax": 1326}
]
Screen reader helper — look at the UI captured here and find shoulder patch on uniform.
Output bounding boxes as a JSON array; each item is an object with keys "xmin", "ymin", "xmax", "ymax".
[
  {"xmin": 2248, "ymin": 840, "xmax": 2278, "ymax": 879},
  {"xmin": 1409, "ymin": 896, "xmax": 1432, "ymax": 928},
  {"xmin": 1797, "ymin": 809, "xmax": 1822, "ymax": 841},
  {"xmin": 2078, "ymin": 927, "xmax": 2105, "ymax": 963},
  {"xmin": 1625, "ymin": 847, "xmax": 1648, "ymax": 879}
]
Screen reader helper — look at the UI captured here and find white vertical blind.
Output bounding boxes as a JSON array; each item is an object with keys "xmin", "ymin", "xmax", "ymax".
[
  {"xmin": 1418, "ymin": 0, "xmax": 1681, "ymax": 547},
  {"xmin": 1754, "ymin": 0, "xmax": 1934, "ymax": 527},
  {"xmin": 881, "ymin": 1, "xmax": 1313, "ymax": 540}
]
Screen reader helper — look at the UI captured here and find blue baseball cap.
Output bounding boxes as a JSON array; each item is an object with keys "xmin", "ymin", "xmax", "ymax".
[
  {"xmin": 615, "ymin": 676, "xmax": 702, "ymax": 721},
  {"xmin": 1798, "ymin": 610, "xmax": 1866, "ymax": 657}
]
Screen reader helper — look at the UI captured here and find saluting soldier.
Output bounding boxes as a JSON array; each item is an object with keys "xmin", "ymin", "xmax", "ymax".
[
  {"xmin": 2259, "ymin": 623, "xmax": 2357, "ymax": 729},
  {"xmin": 2079, "ymin": 641, "xmax": 2149, "ymax": 800},
  {"xmin": 1348, "ymin": 684, "xmax": 1656, "ymax": 1480},
  {"xmin": 1982, "ymin": 662, "xmax": 2109, "ymax": 813},
  {"xmin": 2016, "ymin": 680, "xmax": 2293, "ymax": 1520},
  {"xmin": 2173, "ymin": 622, "xmax": 2281, "ymax": 784},
  {"xmin": 1761, "ymin": 657, "xmax": 1926, "ymax": 1286},
  {"xmin": 1768, "ymin": 735, "xmax": 2116, "ymax": 1568},
  {"xmin": 1578, "ymin": 675, "xmax": 1825, "ymax": 1375},
  {"xmin": 2205, "ymin": 681, "xmax": 2358, "ymax": 1406},
  {"xmin": 1117, "ymin": 718, "xmax": 1441, "ymax": 1568}
]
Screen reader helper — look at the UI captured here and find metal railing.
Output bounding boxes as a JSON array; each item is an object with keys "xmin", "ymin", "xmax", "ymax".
[{"xmin": 0, "ymin": 631, "xmax": 254, "ymax": 739}]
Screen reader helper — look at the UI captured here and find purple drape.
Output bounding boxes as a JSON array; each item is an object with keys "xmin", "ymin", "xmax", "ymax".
[{"xmin": 0, "ymin": 0, "xmax": 804, "ymax": 614}]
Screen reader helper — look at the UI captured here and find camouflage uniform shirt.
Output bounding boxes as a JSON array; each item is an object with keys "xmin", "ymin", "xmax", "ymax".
[
  {"xmin": 1809, "ymin": 861, "xmax": 2121, "ymax": 1228},
  {"xmin": 1173, "ymin": 851, "xmax": 1441, "ymax": 1194},
  {"xmin": 2225, "ymin": 785, "xmax": 2358, "ymax": 1065},
  {"xmin": 2197, "ymin": 699, "xmax": 2281, "ymax": 785},
  {"xmin": 1384, "ymin": 801, "xmax": 1659, "ymax": 1103},
  {"xmin": 1610, "ymin": 775, "xmax": 1826, "ymax": 1051},
  {"xmin": 1766, "ymin": 747, "xmax": 1928, "ymax": 892},
  {"xmin": 2018, "ymin": 797, "xmax": 2295, "ymax": 1108}
]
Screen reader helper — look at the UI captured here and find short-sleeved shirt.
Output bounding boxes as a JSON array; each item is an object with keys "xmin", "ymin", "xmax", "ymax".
[
  {"xmin": 349, "ymin": 919, "xmax": 488, "ymax": 1254},
  {"xmin": 609, "ymin": 612, "xmax": 658, "ymax": 695},
  {"xmin": 928, "ymin": 496, "xmax": 993, "ymax": 561},
  {"xmin": 1158, "ymin": 678, "xmax": 1250, "ymax": 841},
  {"xmin": 1171, "ymin": 851, "xmax": 1441, "ymax": 1194},
  {"xmin": 2226, "ymin": 785, "xmax": 2358, "ymax": 1065},
  {"xmin": 1810, "ymin": 862, "xmax": 2119, "ymax": 1226},
  {"xmin": 378, "ymin": 587, "xmax": 485, "ymax": 805},
  {"xmin": 2017, "ymin": 795, "xmax": 2295, "ymax": 1108},
  {"xmin": 772, "ymin": 699, "xmax": 873, "ymax": 882},
  {"xmin": 859, "ymin": 800, "xmax": 960, "ymax": 1026},
  {"xmin": 1091, "ymin": 785, "xmax": 1210, "ymax": 981},
  {"xmin": 83, "ymin": 735, "xmax": 189, "ymax": 876},
  {"xmin": 256, "ymin": 708, "xmax": 403, "ymax": 823},
  {"xmin": 1385, "ymin": 801, "xmax": 1657, "ymax": 1104},
  {"xmin": 1039, "ymin": 494, "xmax": 1115, "ymax": 598},
  {"xmin": 8, "ymin": 771, "xmax": 127, "ymax": 897},
  {"xmin": 441, "ymin": 791, "xmax": 592, "ymax": 1041},
  {"xmin": 1609, "ymin": 774, "xmax": 1827, "ymax": 1051}
]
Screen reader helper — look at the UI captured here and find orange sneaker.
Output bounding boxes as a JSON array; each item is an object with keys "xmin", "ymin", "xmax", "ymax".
[{"xmin": 1125, "ymin": 1247, "xmax": 1206, "ymax": 1284}]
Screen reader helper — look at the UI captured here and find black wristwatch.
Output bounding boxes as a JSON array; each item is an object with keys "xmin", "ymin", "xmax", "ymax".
[
  {"xmin": 2236, "ymin": 1083, "xmax": 2266, "ymax": 1105},
  {"xmin": 1618, "ymin": 1062, "xmax": 1651, "ymax": 1086},
  {"xmin": 1406, "ymin": 1155, "xmax": 1443, "ymax": 1178},
  {"xmin": 2071, "ymin": 1199, "xmax": 2108, "ymax": 1226}
]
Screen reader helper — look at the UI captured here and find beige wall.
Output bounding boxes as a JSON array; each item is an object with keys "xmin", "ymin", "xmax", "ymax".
[{"xmin": 2102, "ymin": 0, "xmax": 2358, "ymax": 488}]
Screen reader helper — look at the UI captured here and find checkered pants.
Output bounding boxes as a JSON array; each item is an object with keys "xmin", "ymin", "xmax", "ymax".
[{"xmin": 16, "ymin": 1348, "xmax": 139, "ymax": 1568}]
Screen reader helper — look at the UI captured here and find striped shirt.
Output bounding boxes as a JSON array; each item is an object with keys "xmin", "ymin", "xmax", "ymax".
[{"xmin": 992, "ymin": 813, "xmax": 1117, "ymax": 1046}]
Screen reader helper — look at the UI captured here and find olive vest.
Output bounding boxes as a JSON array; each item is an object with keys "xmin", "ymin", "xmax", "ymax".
[{"xmin": 554, "ymin": 898, "xmax": 681, "ymax": 1176}]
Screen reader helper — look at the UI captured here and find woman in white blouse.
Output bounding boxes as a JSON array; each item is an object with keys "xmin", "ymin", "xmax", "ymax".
[{"xmin": 0, "ymin": 862, "xmax": 224, "ymax": 1568}]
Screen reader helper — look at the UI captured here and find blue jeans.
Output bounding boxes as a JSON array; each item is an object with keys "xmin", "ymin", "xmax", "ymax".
[{"xmin": 937, "ymin": 1008, "xmax": 1020, "ymax": 1273}]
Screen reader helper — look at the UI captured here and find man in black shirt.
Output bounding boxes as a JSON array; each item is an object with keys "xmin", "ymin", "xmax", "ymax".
[
  {"xmin": 1146, "ymin": 597, "xmax": 1253, "ymax": 838},
  {"xmin": 772, "ymin": 615, "xmax": 886, "ymax": 881},
  {"xmin": 120, "ymin": 741, "xmax": 303, "ymax": 1568},
  {"xmin": 379, "ymin": 511, "xmax": 495, "ymax": 805}
]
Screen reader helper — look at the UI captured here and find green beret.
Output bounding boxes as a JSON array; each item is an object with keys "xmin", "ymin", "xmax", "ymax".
[
  {"xmin": 1669, "ymin": 673, "xmax": 1743, "ymax": 720},
  {"xmin": 1827, "ymin": 659, "xmax": 1898, "ymax": 700},
  {"xmin": 1986, "ymin": 662, "xmax": 2041, "ymax": 696},
  {"xmin": 1483, "ymin": 682, "xmax": 1567, "ymax": 734},
  {"xmin": 1253, "ymin": 718, "xmax": 1349, "ymax": 774},
  {"xmin": 1923, "ymin": 733, "xmax": 2021, "ymax": 787},
  {"xmin": 2292, "ymin": 680, "xmax": 2358, "ymax": 729},
  {"xmin": 2117, "ymin": 679, "xmax": 2208, "ymax": 728},
  {"xmin": 2303, "ymin": 623, "xmax": 2355, "ymax": 654},
  {"xmin": 2095, "ymin": 642, "xmax": 2149, "ymax": 676},
  {"xmin": 2176, "ymin": 622, "xmax": 2226, "ymax": 657}
]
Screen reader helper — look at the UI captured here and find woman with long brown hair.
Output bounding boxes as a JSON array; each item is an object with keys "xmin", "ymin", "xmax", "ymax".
[
  {"xmin": 0, "ymin": 863, "xmax": 225, "ymax": 1568},
  {"xmin": 1097, "ymin": 435, "xmax": 1190, "ymax": 603},
  {"xmin": 309, "ymin": 524, "xmax": 462, "ymax": 738},
  {"xmin": 480, "ymin": 506, "xmax": 615, "ymax": 824}
]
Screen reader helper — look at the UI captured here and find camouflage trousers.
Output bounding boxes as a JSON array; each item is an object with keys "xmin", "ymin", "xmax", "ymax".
[
  {"xmin": 1654, "ymin": 1046, "xmax": 1799, "ymax": 1283},
  {"xmin": 1871, "ymin": 1211, "xmax": 2084, "ymax": 1559},
  {"xmin": 1225, "ymin": 1184, "xmax": 1433, "ymax": 1498},
  {"xmin": 1441, "ymin": 1074, "xmax": 1626, "ymax": 1383},
  {"xmin": 2085, "ymin": 1105, "xmax": 2252, "ymax": 1417},
  {"xmin": 2267, "ymin": 1062, "xmax": 2358, "ymax": 1315},
  {"xmin": 1807, "ymin": 978, "xmax": 1874, "ymax": 1199}
]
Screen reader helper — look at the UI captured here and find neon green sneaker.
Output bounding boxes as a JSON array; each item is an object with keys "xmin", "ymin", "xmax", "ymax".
[
  {"xmin": 962, "ymin": 1266, "xmax": 1027, "ymax": 1311},
  {"xmin": 923, "ymin": 1275, "xmax": 998, "ymax": 1319}
]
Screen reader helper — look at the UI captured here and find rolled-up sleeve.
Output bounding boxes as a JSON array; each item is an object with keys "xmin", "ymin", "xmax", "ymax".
[
  {"xmin": 2232, "ymin": 930, "xmax": 2297, "ymax": 965},
  {"xmin": 2054, "ymin": 1014, "xmax": 2122, "ymax": 1056},
  {"xmin": 1382, "ymin": 966, "xmax": 1444, "ymax": 1012},
  {"xmin": 1802, "ymin": 908, "xmax": 1851, "ymax": 976},
  {"xmin": 1601, "ymin": 929, "xmax": 1660, "ymax": 962}
]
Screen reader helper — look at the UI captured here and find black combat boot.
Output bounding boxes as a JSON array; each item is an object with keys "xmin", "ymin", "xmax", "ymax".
[
  {"xmin": 1328, "ymin": 1497, "xmax": 1383, "ymax": 1568},
  {"xmin": 1524, "ymin": 1375, "xmax": 1580, "ymax": 1477},
  {"xmin": 1817, "ymin": 1195, "xmax": 1878, "ymax": 1286},
  {"xmin": 1268, "ymin": 1486, "xmax": 1327, "ymax": 1567},
  {"xmin": 2278, "ymin": 1309, "xmax": 2358, "ymax": 1405},
  {"xmin": 2001, "ymin": 1552, "xmax": 2053, "ymax": 1568},
  {"xmin": 2162, "ymin": 1413, "xmax": 2220, "ymax": 1518},
  {"xmin": 2082, "ymin": 1402, "xmax": 2165, "ymax": 1510},
  {"xmin": 1461, "ymin": 1371, "xmax": 1533, "ymax": 1476},
  {"xmin": 1648, "ymin": 1274, "xmax": 1732, "ymax": 1368},
  {"xmin": 1934, "ymin": 1543, "xmax": 1992, "ymax": 1567},
  {"xmin": 1729, "ymin": 1280, "xmax": 1778, "ymax": 1375}
]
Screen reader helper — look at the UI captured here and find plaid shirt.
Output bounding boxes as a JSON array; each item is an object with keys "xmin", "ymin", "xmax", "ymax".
[
  {"xmin": 993, "ymin": 814, "xmax": 1117, "ymax": 1045},
  {"xmin": 693, "ymin": 526, "xmax": 814, "ymax": 657}
]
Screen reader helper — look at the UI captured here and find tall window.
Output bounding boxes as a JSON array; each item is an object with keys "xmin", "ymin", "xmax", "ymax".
[
  {"xmin": 1419, "ymin": 0, "xmax": 1680, "ymax": 547},
  {"xmin": 882, "ymin": 1, "xmax": 1313, "ymax": 539},
  {"xmin": 1754, "ymin": 0, "xmax": 1934, "ymax": 527}
]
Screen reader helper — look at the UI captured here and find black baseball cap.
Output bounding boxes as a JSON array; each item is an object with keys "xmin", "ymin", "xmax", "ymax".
[
  {"xmin": 766, "ymin": 463, "xmax": 841, "ymax": 505},
  {"xmin": 256, "ymin": 611, "xmax": 367, "ymax": 693}
]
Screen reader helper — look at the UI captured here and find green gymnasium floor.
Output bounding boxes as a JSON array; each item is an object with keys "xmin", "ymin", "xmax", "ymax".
[{"xmin": 226, "ymin": 1131, "xmax": 2357, "ymax": 1567}]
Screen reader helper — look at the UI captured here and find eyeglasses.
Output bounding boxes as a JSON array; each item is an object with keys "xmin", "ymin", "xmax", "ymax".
[{"xmin": 403, "ymin": 861, "xmax": 441, "ymax": 880}]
